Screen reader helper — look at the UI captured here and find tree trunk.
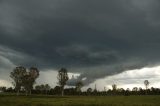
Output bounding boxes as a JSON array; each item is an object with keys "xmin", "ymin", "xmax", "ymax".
[
  {"xmin": 17, "ymin": 90, "xmax": 19, "ymax": 96},
  {"xmin": 61, "ymin": 86, "xmax": 64, "ymax": 96},
  {"xmin": 30, "ymin": 90, "xmax": 32, "ymax": 95},
  {"xmin": 145, "ymin": 87, "xmax": 147, "ymax": 95},
  {"xmin": 62, "ymin": 89, "xmax": 64, "ymax": 96},
  {"xmin": 25, "ymin": 91, "xmax": 28, "ymax": 96},
  {"xmin": 46, "ymin": 90, "xmax": 47, "ymax": 95}
]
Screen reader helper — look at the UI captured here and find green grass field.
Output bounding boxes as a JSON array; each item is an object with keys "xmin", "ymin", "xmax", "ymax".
[{"xmin": 0, "ymin": 94, "xmax": 160, "ymax": 106}]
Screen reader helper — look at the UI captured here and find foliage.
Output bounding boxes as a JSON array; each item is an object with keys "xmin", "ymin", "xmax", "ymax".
[
  {"xmin": 57, "ymin": 68, "xmax": 69, "ymax": 96},
  {"xmin": 112, "ymin": 84, "xmax": 117, "ymax": 92},
  {"xmin": 35, "ymin": 84, "xmax": 51, "ymax": 95},
  {"xmin": 75, "ymin": 81, "xmax": 83, "ymax": 92},
  {"xmin": 144, "ymin": 80, "xmax": 150, "ymax": 89},
  {"xmin": 9, "ymin": 67, "xmax": 160, "ymax": 97},
  {"xmin": 10, "ymin": 66, "xmax": 39, "ymax": 95}
]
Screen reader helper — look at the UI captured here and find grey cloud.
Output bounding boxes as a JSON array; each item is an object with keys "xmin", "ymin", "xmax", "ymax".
[
  {"xmin": 67, "ymin": 59, "xmax": 147, "ymax": 85},
  {"xmin": 56, "ymin": 45, "xmax": 120, "ymax": 67},
  {"xmin": 0, "ymin": 45, "xmax": 40, "ymax": 67},
  {"xmin": 0, "ymin": 0, "xmax": 160, "ymax": 85},
  {"xmin": 0, "ymin": 55, "xmax": 15, "ymax": 82}
]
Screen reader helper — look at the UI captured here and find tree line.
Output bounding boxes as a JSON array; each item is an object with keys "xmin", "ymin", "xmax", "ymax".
[{"xmin": 0, "ymin": 66, "xmax": 160, "ymax": 96}]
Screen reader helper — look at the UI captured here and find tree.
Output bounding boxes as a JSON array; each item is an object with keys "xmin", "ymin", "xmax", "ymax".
[
  {"xmin": 144, "ymin": 80, "xmax": 149, "ymax": 90},
  {"xmin": 53, "ymin": 86, "xmax": 61, "ymax": 95},
  {"xmin": 22, "ymin": 74, "xmax": 32, "ymax": 95},
  {"xmin": 57, "ymin": 68, "xmax": 69, "ymax": 96},
  {"xmin": 23, "ymin": 67, "xmax": 39, "ymax": 95},
  {"xmin": 112, "ymin": 84, "xmax": 117, "ymax": 91},
  {"xmin": 10, "ymin": 66, "xmax": 39, "ymax": 96},
  {"xmin": 75, "ymin": 81, "xmax": 83, "ymax": 93},
  {"xmin": 6, "ymin": 87, "xmax": 14, "ymax": 93},
  {"xmin": 44, "ymin": 84, "xmax": 51, "ymax": 95},
  {"xmin": 35, "ymin": 85, "xmax": 41, "ymax": 94},
  {"xmin": 10, "ymin": 66, "xmax": 26, "ymax": 95},
  {"xmin": 87, "ymin": 88, "xmax": 92, "ymax": 95},
  {"xmin": 112, "ymin": 84, "xmax": 117, "ymax": 95},
  {"xmin": 35, "ymin": 84, "xmax": 51, "ymax": 95},
  {"xmin": 144, "ymin": 80, "xmax": 149, "ymax": 95},
  {"xmin": 132, "ymin": 87, "xmax": 138, "ymax": 92},
  {"xmin": 39, "ymin": 84, "xmax": 45, "ymax": 94},
  {"xmin": 0, "ymin": 87, "xmax": 6, "ymax": 92},
  {"xmin": 125, "ymin": 88, "xmax": 130, "ymax": 96}
]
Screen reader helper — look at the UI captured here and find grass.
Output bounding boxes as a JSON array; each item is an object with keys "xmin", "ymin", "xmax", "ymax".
[{"xmin": 0, "ymin": 94, "xmax": 160, "ymax": 106}]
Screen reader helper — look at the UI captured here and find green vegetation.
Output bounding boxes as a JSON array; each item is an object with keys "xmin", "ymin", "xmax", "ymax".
[
  {"xmin": 0, "ymin": 67, "xmax": 158, "ymax": 106},
  {"xmin": 0, "ymin": 94, "xmax": 160, "ymax": 106}
]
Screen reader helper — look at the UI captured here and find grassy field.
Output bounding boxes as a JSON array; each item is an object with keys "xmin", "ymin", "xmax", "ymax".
[{"xmin": 0, "ymin": 94, "xmax": 160, "ymax": 106}]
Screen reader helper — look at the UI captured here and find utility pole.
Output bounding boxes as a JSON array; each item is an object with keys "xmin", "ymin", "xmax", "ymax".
[
  {"xmin": 104, "ymin": 87, "xmax": 106, "ymax": 91},
  {"xmin": 95, "ymin": 84, "xmax": 97, "ymax": 91}
]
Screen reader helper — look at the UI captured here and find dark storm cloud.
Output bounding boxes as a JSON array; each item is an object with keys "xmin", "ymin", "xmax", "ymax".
[
  {"xmin": 56, "ymin": 45, "xmax": 120, "ymax": 67},
  {"xmin": 1, "ymin": 0, "xmax": 160, "ymax": 84}
]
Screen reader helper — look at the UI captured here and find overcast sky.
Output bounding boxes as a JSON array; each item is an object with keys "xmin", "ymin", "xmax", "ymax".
[{"xmin": 1, "ymin": 0, "xmax": 160, "ymax": 90}]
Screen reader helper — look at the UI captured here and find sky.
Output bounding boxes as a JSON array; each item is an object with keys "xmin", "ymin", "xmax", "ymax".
[{"xmin": 1, "ymin": 0, "xmax": 160, "ymax": 90}]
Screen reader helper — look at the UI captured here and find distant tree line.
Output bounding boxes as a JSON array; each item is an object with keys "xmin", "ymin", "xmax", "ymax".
[
  {"xmin": 2, "ymin": 84, "xmax": 160, "ymax": 96},
  {"xmin": 0, "ymin": 66, "xmax": 160, "ymax": 96}
]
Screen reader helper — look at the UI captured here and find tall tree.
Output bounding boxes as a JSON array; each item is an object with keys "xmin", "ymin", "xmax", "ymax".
[
  {"xmin": 144, "ymin": 80, "xmax": 149, "ymax": 95},
  {"xmin": 22, "ymin": 67, "xmax": 39, "ymax": 95},
  {"xmin": 44, "ymin": 84, "xmax": 51, "ymax": 95},
  {"xmin": 10, "ymin": 66, "xmax": 39, "ymax": 96},
  {"xmin": 144, "ymin": 80, "xmax": 149, "ymax": 90},
  {"xmin": 57, "ymin": 68, "xmax": 69, "ymax": 96},
  {"xmin": 75, "ymin": 81, "xmax": 83, "ymax": 93},
  {"xmin": 87, "ymin": 88, "xmax": 92, "ymax": 95},
  {"xmin": 112, "ymin": 84, "xmax": 117, "ymax": 91},
  {"xmin": 132, "ymin": 87, "xmax": 138, "ymax": 92},
  {"xmin": 10, "ymin": 66, "xmax": 26, "ymax": 95}
]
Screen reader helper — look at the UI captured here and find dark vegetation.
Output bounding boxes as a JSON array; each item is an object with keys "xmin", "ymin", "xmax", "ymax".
[
  {"xmin": 0, "ymin": 66, "xmax": 160, "ymax": 96},
  {"xmin": 1, "ymin": 85, "xmax": 160, "ymax": 96}
]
